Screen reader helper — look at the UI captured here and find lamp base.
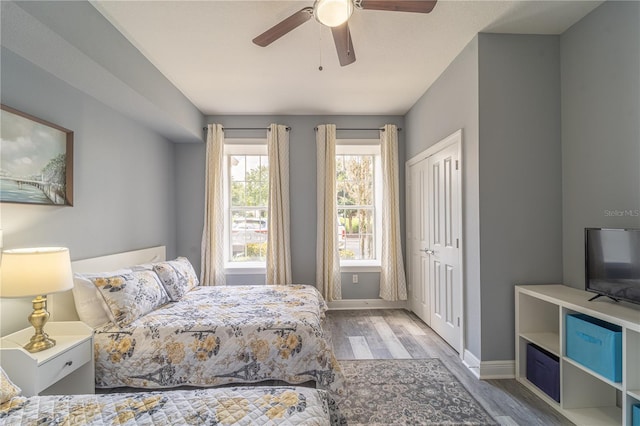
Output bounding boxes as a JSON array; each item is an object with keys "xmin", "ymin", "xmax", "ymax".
[
  {"xmin": 24, "ymin": 334, "xmax": 56, "ymax": 353},
  {"xmin": 24, "ymin": 295, "xmax": 56, "ymax": 353}
]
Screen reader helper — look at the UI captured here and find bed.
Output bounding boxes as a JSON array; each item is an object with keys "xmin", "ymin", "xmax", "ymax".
[
  {"xmin": 55, "ymin": 247, "xmax": 345, "ymax": 399},
  {"xmin": 1, "ymin": 384, "xmax": 344, "ymax": 425}
]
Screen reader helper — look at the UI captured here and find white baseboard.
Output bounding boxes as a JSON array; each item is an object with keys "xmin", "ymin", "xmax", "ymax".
[
  {"xmin": 478, "ymin": 360, "xmax": 515, "ymax": 379},
  {"xmin": 462, "ymin": 349, "xmax": 515, "ymax": 379},
  {"xmin": 462, "ymin": 349, "xmax": 481, "ymax": 379},
  {"xmin": 327, "ymin": 299, "xmax": 408, "ymax": 310}
]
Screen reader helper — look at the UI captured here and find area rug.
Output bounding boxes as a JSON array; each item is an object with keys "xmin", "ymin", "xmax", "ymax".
[{"xmin": 339, "ymin": 359, "xmax": 497, "ymax": 426}]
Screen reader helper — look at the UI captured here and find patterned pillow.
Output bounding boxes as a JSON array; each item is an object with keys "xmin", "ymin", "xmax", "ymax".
[
  {"xmin": 153, "ymin": 257, "xmax": 199, "ymax": 301},
  {"xmin": 90, "ymin": 270, "xmax": 169, "ymax": 327},
  {"xmin": 0, "ymin": 367, "xmax": 20, "ymax": 404}
]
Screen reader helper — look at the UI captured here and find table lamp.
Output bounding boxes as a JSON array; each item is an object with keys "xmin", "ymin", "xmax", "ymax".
[{"xmin": 0, "ymin": 247, "xmax": 74, "ymax": 352}]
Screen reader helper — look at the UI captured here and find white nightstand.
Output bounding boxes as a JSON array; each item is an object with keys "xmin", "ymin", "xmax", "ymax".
[{"xmin": 0, "ymin": 321, "xmax": 94, "ymax": 396}]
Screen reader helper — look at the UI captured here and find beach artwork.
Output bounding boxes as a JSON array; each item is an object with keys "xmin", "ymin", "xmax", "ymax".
[{"xmin": 0, "ymin": 105, "xmax": 73, "ymax": 205}]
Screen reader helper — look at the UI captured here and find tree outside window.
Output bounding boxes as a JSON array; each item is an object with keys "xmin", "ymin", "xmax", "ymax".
[
  {"xmin": 228, "ymin": 153, "xmax": 268, "ymax": 262},
  {"xmin": 336, "ymin": 153, "xmax": 376, "ymax": 261}
]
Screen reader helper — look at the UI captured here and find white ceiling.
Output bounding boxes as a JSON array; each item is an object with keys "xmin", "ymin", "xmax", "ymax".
[{"xmin": 91, "ymin": 0, "xmax": 602, "ymax": 116}]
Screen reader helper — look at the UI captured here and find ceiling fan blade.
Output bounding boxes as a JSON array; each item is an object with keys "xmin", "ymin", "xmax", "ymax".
[
  {"xmin": 253, "ymin": 7, "xmax": 314, "ymax": 47},
  {"xmin": 359, "ymin": 0, "xmax": 437, "ymax": 13},
  {"xmin": 332, "ymin": 23, "xmax": 356, "ymax": 66}
]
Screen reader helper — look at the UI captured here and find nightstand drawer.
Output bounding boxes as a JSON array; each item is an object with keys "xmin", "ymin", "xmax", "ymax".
[{"xmin": 38, "ymin": 339, "xmax": 91, "ymax": 392}]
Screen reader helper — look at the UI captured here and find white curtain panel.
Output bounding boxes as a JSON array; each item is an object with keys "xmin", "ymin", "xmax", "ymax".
[
  {"xmin": 266, "ymin": 124, "xmax": 292, "ymax": 284},
  {"xmin": 380, "ymin": 124, "xmax": 408, "ymax": 301},
  {"xmin": 201, "ymin": 124, "xmax": 226, "ymax": 286},
  {"xmin": 316, "ymin": 124, "xmax": 342, "ymax": 301}
]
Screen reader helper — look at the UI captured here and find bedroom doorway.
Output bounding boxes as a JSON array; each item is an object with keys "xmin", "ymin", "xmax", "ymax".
[{"xmin": 406, "ymin": 130, "xmax": 463, "ymax": 353}]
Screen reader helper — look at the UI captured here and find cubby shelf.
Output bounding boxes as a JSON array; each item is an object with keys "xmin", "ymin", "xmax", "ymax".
[
  {"xmin": 562, "ymin": 356, "xmax": 624, "ymax": 391},
  {"xmin": 563, "ymin": 407, "xmax": 622, "ymax": 426},
  {"xmin": 520, "ymin": 332, "xmax": 560, "ymax": 355},
  {"xmin": 515, "ymin": 285, "xmax": 640, "ymax": 426}
]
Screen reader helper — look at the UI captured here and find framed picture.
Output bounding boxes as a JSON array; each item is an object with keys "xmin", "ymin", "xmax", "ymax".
[{"xmin": 0, "ymin": 105, "xmax": 73, "ymax": 205}]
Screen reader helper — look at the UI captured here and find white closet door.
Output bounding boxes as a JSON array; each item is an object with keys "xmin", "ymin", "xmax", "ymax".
[
  {"xmin": 427, "ymin": 141, "xmax": 461, "ymax": 352},
  {"xmin": 407, "ymin": 130, "xmax": 463, "ymax": 354},
  {"xmin": 407, "ymin": 157, "xmax": 430, "ymax": 324}
]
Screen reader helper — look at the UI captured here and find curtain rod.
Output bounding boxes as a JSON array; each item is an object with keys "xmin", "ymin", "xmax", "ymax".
[
  {"xmin": 202, "ymin": 126, "xmax": 290, "ymax": 131},
  {"xmin": 313, "ymin": 127, "xmax": 402, "ymax": 132},
  {"xmin": 202, "ymin": 126, "xmax": 397, "ymax": 132}
]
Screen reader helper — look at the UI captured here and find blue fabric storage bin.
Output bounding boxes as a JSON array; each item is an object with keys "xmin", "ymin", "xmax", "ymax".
[
  {"xmin": 526, "ymin": 343, "xmax": 560, "ymax": 402},
  {"xmin": 633, "ymin": 404, "xmax": 640, "ymax": 426},
  {"xmin": 565, "ymin": 313, "xmax": 622, "ymax": 382}
]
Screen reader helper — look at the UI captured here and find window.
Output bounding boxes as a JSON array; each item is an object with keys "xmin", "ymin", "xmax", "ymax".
[
  {"xmin": 336, "ymin": 140, "xmax": 382, "ymax": 267},
  {"xmin": 224, "ymin": 141, "xmax": 268, "ymax": 268}
]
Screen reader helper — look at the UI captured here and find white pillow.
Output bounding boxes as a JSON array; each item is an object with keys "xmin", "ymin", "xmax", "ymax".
[{"xmin": 71, "ymin": 269, "xmax": 131, "ymax": 328}]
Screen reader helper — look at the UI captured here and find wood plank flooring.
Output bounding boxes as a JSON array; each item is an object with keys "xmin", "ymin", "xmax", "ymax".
[{"xmin": 326, "ymin": 309, "xmax": 574, "ymax": 426}]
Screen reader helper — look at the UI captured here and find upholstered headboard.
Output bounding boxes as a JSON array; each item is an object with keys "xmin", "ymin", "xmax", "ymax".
[{"xmin": 49, "ymin": 246, "xmax": 166, "ymax": 322}]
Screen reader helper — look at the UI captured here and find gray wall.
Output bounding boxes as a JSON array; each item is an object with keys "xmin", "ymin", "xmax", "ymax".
[
  {"xmin": 1, "ymin": 1, "xmax": 203, "ymax": 143},
  {"xmin": 0, "ymin": 47, "xmax": 179, "ymax": 262},
  {"xmin": 175, "ymin": 115, "xmax": 404, "ymax": 298},
  {"xmin": 0, "ymin": 47, "xmax": 179, "ymax": 334},
  {"xmin": 0, "ymin": 0, "xmax": 206, "ymax": 336},
  {"xmin": 561, "ymin": 1, "xmax": 640, "ymax": 289},
  {"xmin": 405, "ymin": 33, "xmax": 564, "ymax": 362},
  {"xmin": 404, "ymin": 38, "xmax": 482, "ymax": 357},
  {"xmin": 477, "ymin": 34, "xmax": 563, "ymax": 361}
]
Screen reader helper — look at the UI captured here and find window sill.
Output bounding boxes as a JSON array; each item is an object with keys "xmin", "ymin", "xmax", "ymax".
[
  {"xmin": 340, "ymin": 262, "xmax": 381, "ymax": 273},
  {"xmin": 225, "ymin": 263, "xmax": 266, "ymax": 275}
]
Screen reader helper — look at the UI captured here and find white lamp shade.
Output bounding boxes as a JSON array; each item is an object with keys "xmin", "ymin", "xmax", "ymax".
[
  {"xmin": 315, "ymin": 0, "xmax": 353, "ymax": 27},
  {"xmin": 0, "ymin": 247, "xmax": 74, "ymax": 298}
]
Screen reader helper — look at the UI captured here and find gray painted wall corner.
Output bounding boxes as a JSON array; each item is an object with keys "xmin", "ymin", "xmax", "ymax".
[
  {"xmin": 1, "ymin": 0, "xmax": 204, "ymax": 144},
  {"xmin": 477, "ymin": 33, "xmax": 563, "ymax": 361},
  {"xmin": 404, "ymin": 36, "xmax": 482, "ymax": 359}
]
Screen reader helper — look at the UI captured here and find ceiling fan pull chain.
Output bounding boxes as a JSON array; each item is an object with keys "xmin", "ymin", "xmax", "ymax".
[{"xmin": 318, "ymin": 24, "xmax": 324, "ymax": 71}]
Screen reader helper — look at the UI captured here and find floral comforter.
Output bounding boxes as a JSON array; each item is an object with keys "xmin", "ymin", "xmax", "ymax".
[
  {"xmin": 93, "ymin": 285, "xmax": 345, "ymax": 398},
  {"xmin": 0, "ymin": 386, "xmax": 345, "ymax": 425}
]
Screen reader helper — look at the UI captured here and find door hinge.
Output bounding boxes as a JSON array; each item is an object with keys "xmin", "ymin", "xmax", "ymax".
[
  {"xmin": 456, "ymin": 238, "xmax": 459, "ymax": 248},
  {"xmin": 457, "ymin": 317, "xmax": 460, "ymax": 327},
  {"xmin": 455, "ymin": 160, "xmax": 459, "ymax": 170}
]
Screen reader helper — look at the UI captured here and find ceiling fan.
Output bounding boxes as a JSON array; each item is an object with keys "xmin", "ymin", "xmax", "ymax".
[{"xmin": 252, "ymin": 0, "xmax": 437, "ymax": 67}]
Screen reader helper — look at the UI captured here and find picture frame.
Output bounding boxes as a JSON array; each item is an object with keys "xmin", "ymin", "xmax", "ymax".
[{"xmin": 0, "ymin": 104, "xmax": 74, "ymax": 206}]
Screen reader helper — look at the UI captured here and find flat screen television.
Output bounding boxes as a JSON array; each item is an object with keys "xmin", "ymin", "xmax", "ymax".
[{"xmin": 585, "ymin": 228, "xmax": 640, "ymax": 305}]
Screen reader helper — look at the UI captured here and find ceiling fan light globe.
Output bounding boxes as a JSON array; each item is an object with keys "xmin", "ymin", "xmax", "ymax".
[{"xmin": 314, "ymin": 0, "xmax": 354, "ymax": 27}]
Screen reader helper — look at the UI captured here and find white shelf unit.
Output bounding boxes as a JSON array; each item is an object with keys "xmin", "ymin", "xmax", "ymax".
[{"xmin": 515, "ymin": 285, "xmax": 640, "ymax": 426}]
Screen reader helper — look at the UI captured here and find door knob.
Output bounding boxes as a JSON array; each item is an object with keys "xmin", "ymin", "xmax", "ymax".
[{"xmin": 420, "ymin": 249, "xmax": 435, "ymax": 255}]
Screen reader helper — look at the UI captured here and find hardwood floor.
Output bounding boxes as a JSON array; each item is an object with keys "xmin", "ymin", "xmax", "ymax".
[{"xmin": 326, "ymin": 309, "xmax": 574, "ymax": 426}]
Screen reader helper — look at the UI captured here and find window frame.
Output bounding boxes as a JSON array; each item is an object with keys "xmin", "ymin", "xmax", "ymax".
[
  {"xmin": 336, "ymin": 139, "xmax": 382, "ymax": 270},
  {"xmin": 223, "ymin": 138, "xmax": 268, "ymax": 273}
]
